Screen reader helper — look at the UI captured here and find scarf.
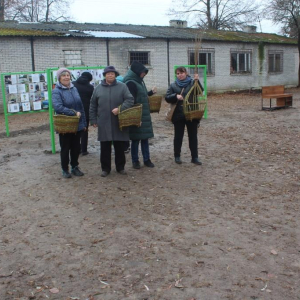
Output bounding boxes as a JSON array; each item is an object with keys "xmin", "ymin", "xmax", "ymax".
[{"xmin": 176, "ymin": 76, "xmax": 192, "ymax": 88}]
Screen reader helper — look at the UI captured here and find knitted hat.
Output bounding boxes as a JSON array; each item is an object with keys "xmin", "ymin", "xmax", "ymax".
[
  {"xmin": 103, "ymin": 66, "xmax": 120, "ymax": 76},
  {"xmin": 56, "ymin": 68, "xmax": 71, "ymax": 81},
  {"xmin": 81, "ymin": 71, "xmax": 93, "ymax": 81}
]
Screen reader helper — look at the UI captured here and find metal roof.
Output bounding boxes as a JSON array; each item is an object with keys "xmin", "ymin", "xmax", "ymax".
[{"xmin": 0, "ymin": 21, "xmax": 297, "ymax": 44}]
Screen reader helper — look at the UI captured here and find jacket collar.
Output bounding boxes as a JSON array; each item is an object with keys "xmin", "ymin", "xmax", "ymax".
[
  {"xmin": 56, "ymin": 81, "xmax": 74, "ymax": 89},
  {"xmin": 101, "ymin": 79, "xmax": 117, "ymax": 86}
]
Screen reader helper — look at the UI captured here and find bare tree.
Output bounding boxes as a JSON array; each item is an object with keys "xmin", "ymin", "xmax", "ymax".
[
  {"xmin": 3, "ymin": 0, "xmax": 72, "ymax": 22},
  {"xmin": 0, "ymin": 0, "xmax": 4, "ymax": 21},
  {"xmin": 266, "ymin": 0, "xmax": 300, "ymax": 86},
  {"xmin": 169, "ymin": 0, "xmax": 260, "ymax": 30}
]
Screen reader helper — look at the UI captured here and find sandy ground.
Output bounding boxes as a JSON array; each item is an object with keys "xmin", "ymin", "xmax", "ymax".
[{"xmin": 0, "ymin": 90, "xmax": 299, "ymax": 300}]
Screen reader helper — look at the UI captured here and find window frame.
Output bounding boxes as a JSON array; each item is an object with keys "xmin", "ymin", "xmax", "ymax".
[
  {"xmin": 188, "ymin": 48, "xmax": 215, "ymax": 76},
  {"xmin": 230, "ymin": 49, "xmax": 252, "ymax": 75},
  {"xmin": 268, "ymin": 50, "xmax": 283, "ymax": 74},
  {"xmin": 63, "ymin": 50, "xmax": 82, "ymax": 66},
  {"xmin": 129, "ymin": 51, "xmax": 150, "ymax": 66}
]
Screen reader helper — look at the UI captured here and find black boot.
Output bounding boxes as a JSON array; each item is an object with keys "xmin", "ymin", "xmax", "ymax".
[
  {"xmin": 175, "ymin": 157, "xmax": 182, "ymax": 164},
  {"xmin": 191, "ymin": 158, "xmax": 202, "ymax": 165}
]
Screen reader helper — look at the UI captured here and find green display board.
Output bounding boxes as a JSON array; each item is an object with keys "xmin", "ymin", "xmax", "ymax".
[
  {"xmin": 174, "ymin": 65, "xmax": 208, "ymax": 119},
  {"xmin": 1, "ymin": 66, "xmax": 105, "ymax": 153},
  {"xmin": 1, "ymin": 70, "xmax": 51, "ymax": 138}
]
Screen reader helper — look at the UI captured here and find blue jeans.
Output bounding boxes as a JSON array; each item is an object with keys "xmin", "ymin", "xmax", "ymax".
[{"xmin": 131, "ymin": 139, "xmax": 150, "ymax": 163}]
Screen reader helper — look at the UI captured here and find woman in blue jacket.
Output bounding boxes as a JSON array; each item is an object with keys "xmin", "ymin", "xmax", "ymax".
[{"xmin": 52, "ymin": 68, "xmax": 87, "ymax": 178}]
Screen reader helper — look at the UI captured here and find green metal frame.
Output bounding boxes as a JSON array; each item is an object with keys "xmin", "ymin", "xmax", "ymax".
[
  {"xmin": 174, "ymin": 65, "xmax": 208, "ymax": 119},
  {"xmin": 1, "ymin": 66, "xmax": 105, "ymax": 154},
  {"xmin": 1, "ymin": 70, "xmax": 51, "ymax": 137}
]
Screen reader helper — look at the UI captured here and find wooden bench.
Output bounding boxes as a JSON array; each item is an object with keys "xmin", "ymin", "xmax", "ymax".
[{"xmin": 262, "ymin": 85, "xmax": 293, "ymax": 110}]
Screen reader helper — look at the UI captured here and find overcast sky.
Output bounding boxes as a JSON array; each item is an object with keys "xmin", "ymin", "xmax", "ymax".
[{"xmin": 70, "ymin": 0, "xmax": 281, "ymax": 34}]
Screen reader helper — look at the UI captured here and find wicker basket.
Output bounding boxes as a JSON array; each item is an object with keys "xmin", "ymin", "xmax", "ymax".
[
  {"xmin": 53, "ymin": 113, "xmax": 80, "ymax": 134},
  {"xmin": 149, "ymin": 95, "xmax": 163, "ymax": 113},
  {"xmin": 184, "ymin": 81, "xmax": 206, "ymax": 121},
  {"xmin": 184, "ymin": 101, "xmax": 207, "ymax": 121},
  {"xmin": 118, "ymin": 104, "xmax": 143, "ymax": 130}
]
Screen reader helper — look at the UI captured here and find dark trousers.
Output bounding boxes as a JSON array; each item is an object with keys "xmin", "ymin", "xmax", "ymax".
[
  {"xmin": 173, "ymin": 119, "xmax": 198, "ymax": 158},
  {"xmin": 131, "ymin": 139, "xmax": 150, "ymax": 163},
  {"xmin": 80, "ymin": 124, "xmax": 89, "ymax": 153},
  {"xmin": 100, "ymin": 141, "xmax": 126, "ymax": 172},
  {"xmin": 59, "ymin": 132, "xmax": 81, "ymax": 171},
  {"xmin": 124, "ymin": 141, "xmax": 130, "ymax": 151}
]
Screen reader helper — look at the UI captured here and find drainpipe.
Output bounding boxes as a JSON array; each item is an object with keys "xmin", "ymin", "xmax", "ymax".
[
  {"xmin": 167, "ymin": 38, "xmax": 170, "ymax": 86},
  {"xmin": 30, "ymin": 36, "xmax": 35, "ymax": 71},
  {"xmin": 106, "ymin": 38, "xmax": 110, "ymax": 65}
]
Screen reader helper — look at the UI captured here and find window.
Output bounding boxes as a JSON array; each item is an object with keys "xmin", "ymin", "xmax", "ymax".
[
  {"xmin": 129, "ymin": 51, "xmax": 150, "ymax": 65},
  {"xmin": 63, "ymin": 50, "xmax": 82, "ymax": 66},
  {"xmin": 230, "ymin": 49, "xmax": 252, "ymax": 74},
  {"xmin": 188, "ymin": 48, "xmax": 215, "ymax": 76},
  {"xmin": 268, "ymin": 50, "xmax": 283, "ymax": 73}
]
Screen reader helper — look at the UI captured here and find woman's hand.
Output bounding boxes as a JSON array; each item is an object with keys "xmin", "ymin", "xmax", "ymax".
[
  {"xmin": 93, "ymin": 124, "xmax": 98, "ymax": 128},
  {"xmin": 112, "ymin": 108, "xmax": 119, "ymax": 115},
  {"xmin": 177, "ymin": 94, "xmax": 184, "ymax": 100},
  {"xmin": 194, "ymin": 74, "xmax": 199, "ymax": 81},
  {"xmin": 152, "ymin": 86, "xmax": 157, "ymax": 94},
  {"xmin": 76, "ymin": 111, "xmax": 81, "ymax": 117}
]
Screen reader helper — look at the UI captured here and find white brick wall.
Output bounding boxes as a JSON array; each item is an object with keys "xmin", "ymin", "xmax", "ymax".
[{"xmin": 0, "ymin": 36, "xmax": 298, "ymax": 113}]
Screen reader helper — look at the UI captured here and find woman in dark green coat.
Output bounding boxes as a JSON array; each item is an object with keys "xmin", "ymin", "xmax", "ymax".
[{"xmin": 123, "ymin": 61, "xmax": 156, "ymax": 169}]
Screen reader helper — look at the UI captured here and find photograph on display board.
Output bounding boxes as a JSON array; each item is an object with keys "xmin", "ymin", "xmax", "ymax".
[
  {"xmin": 71, "ymin": 70, "xmax": 81, "ymax": 81},
  {"xmin": 35, "ymin": 83, "xmax": 40, "ymax": 92},
  {"xmin": 8, "ymin": 84, "xmax": 18, "ymax": 94},
  {"xmin": 8, "ymin": 103, "xmax": 20, "ymax": 113},
  {"xmin": 5, "ymin": 75, "xmax": 12, "ymax": 84},
  {"xmin": 11, "ymin": 75, "xmax": 17, "ymax": 85},
  {"xmin": 30, "ymin": 74, "xmax": 41, "ymax": 83},
  {"xmin": 34, "ymin": 91, "xmax": 43, "ymax": 101},
  {"xmin": 42, "ymin": 99, "xmax": 49, "ymax": 109},
  {"xmin": 33, "ymin": 101, "xmax": 42, "ymax": 110},
  {"xmin": 92, "ymin": 69, "xmax": 104, "ymax": 86},
  {"xmin": 52, "ymin": 71, "xmax": 57, "ymax": 83},
  {"xmin": 39, "ymin": 73, "xmax": 46, "ymax": 82},
  {"xmin": 28, "ymin": 83, "xmax": 38, "ymax": 92},
  {"xmin": 20, "ymin": 93, "xmax": 30, "ymax": 102},
  {"xmin": 21, "ymin": 102, "xmax": 31, "ymax": 112},
  {"xmin": 8, "ymin": 94, "xmax": 20, "ymax": 103},
  {"xmin": 40, "ymin": 82, "xmax": 48, "ymax": 91},
  {"xmin": 18, "ymin": 74, "xmax": 29, "ymax": 84},
  {"xmin": 29, "ymin": 93, "xmax": 35, "ymax": 102},
  {"xmin": 17, "ymin": 84, "xmax": 27, "ymax": 94},
  {"xmin": 43, "ymin": 91, "xmax": 48, "ymax": 100}
]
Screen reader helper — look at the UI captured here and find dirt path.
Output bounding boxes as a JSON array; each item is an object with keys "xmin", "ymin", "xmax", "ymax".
[{"xmin": 0, "ymin": 90, "xmax": 299, "ymax": 300}]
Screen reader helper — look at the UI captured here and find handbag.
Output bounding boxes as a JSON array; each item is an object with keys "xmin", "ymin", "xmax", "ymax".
[
  {"xmin": 165, "ymin": 88, "xmax": 184, "ymax": 122},
  {"xmin": 165, "ymin": 102, "xmax": 178, "ymax": 122}
]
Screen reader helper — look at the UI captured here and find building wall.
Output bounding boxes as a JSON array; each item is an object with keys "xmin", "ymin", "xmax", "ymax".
[
  {"xmin": 33, "ymin": 37, "xmax": 108, "ymax": 70},
  {"xmin": 0, "ymin": 37, "xmax": 32, "ymax": 72},
  {"xmin": 0, "ymin": 36, "xmax": 298, "ymax": 113}
]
